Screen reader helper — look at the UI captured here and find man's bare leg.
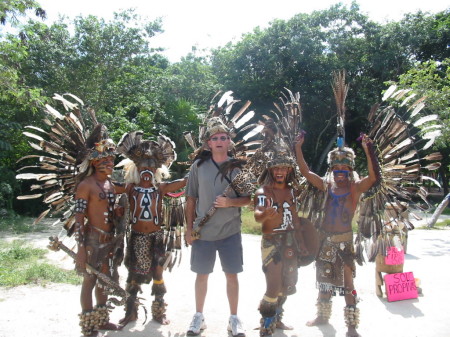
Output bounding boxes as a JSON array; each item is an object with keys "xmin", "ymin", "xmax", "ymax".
[
  {"xmin": 306, "ymin": 292, "xmax": 332, "ymax": 326},
  {"xmin": 95, "ymin": 285, "xmax": 123, "ymax": 331},
  {"xmin": 344, "ymin": 266, "xmax": 360, "ymax": 337},
  {"xmin": 195, "ymin": 273, "xmax": 209, "ymax": 313},
  {"xmin": 119, "ymin": 282, "xmax": 140, "ymax": 326}
]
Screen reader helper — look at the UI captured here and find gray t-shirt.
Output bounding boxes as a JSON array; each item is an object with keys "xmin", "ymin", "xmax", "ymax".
[{"xmin": 186, "ymin": 157, "xmax": 246, "ymax": 241}]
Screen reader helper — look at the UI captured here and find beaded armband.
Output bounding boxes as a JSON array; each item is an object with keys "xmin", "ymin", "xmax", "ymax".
[{"xmin": 75, "ymin": 198, "xmax": 88, "ymax": 214}]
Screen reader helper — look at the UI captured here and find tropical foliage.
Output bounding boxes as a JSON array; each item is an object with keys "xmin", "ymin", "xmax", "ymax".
[{"xmin": 1, "ymin": 0, "xmax": 449, "ymax": 219}]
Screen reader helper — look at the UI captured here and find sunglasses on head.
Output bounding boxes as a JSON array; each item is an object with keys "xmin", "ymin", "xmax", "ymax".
[{"xmin": 210, "ymin": 136, "xmax": 230, "ymax": 141}]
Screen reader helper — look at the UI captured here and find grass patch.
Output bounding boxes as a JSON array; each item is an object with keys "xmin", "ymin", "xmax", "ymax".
[
  {"xmin": 441, "ymin": 207, "xmax": 450, "ymax": 216},
  {"xmin": 0, "ymin": 240, "xmax": 81, "ymax": 287},
  {"xmin": 241, "ymin": 206, "xmax": 261, "ymax": 235},
  {"xmin": 0, "ymin": 213, "xmax": 47, "ymax": 234},
  {"xmin": 426, "ymin": 219, "xmax": 450, "ymax": 229}
]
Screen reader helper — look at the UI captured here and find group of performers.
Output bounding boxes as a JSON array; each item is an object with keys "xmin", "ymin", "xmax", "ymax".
[
  {"xmin": 71, "ymin": 127, "xmax": 187, "ymax": 336},
  {"xmin": 18, "ymin": 90, "xmax": 386, "ymax": 337},
  {"xmin": 65, "ymin": 113, "xmax": 378, "ymax": 337}
]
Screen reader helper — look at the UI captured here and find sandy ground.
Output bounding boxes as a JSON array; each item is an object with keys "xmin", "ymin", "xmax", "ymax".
[{"xmin": 1, "ymin": 217, "xmax": 450, "ymax": 337}]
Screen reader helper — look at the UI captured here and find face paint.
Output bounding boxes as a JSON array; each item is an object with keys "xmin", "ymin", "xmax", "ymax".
[
  {"xmin": 92, "ymin": 156, "xmax": 114, "ymax": 174},
  {"xmin": 333, "ymin": 170, "xmax": 349, "ymax": 178},
  {"xmin": 139, "ymin": 169, "xmax": 155, "ymax": 183}
]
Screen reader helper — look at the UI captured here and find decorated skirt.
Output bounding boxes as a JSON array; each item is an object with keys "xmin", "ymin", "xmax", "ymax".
[
  {"xmin": 84, "ymin": 226, "xmax": 119, "ymax": 286},
  {"xmin": 261, "ymin": 231, "xmax": 299, "ymax": 296},
  {"xmin": 125, "ymin": 230, "xmax": 165, "ymax": 284},
  {"xmin": 316, "ymin": 230, "xmax": 356, "ymax": 295}
]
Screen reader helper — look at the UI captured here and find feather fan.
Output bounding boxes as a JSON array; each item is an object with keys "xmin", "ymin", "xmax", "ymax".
[
  {"xmin": 16, "ymin": 93, "xmax": 104, "ymax": 234},
  {"xmin": 358, "ymin": 85, "xmax": 442, "ymax": 262}
]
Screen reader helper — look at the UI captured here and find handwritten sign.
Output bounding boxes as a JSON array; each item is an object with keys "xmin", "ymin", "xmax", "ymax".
[
  {"xmin": 385, "ymin": 247, "xmax": 405, "ymax": 265},
  {"xmin": 384, "ymin": 272, "xmax": 418, "ymax": 302}
]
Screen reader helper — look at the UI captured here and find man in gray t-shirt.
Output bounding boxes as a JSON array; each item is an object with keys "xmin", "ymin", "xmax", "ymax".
[{"xmin": 185, "ymin": 117, "xmax": 251, "ymax": 337}]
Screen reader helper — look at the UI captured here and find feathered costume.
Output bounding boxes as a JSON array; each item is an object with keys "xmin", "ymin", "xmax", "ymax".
[
  {"xmin": 254, "ymin": 89, "xmax": 320, "ymax": 336},
  {"xmin": 356, "ymin": 85, "xmax": 442, "ymax": 262},
  {"xmin": 115, "ymin": 130, "xmax": 184, "ymax": 325},
  {"xmin": 298, "ymin": 71, "xmax": 442, "ymax": 333},
  {"xmin": 16, "ymin": 93, "xmax": 128, "ymax": 336}
]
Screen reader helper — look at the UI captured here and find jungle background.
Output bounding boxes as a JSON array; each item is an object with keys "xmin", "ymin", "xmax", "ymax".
[{"xmin": 1, "ymin": 0, "xmax": 449, "ymax": 227}]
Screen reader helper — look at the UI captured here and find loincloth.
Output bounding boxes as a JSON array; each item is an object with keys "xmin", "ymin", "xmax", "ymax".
[
  {"xmin": 125, "ymin": 230, "xmax": 165, "ymax": 284},
  {"xmin": 84, "ymin": 226, "xmax": 119, "ymax": 285},
  {"xmin": 261, "ymin": 231, "xmax": 299, "ymax": 296},
  {"xmin": 316, "ymin": 230, "xmax": 355, "ymax": 295}
]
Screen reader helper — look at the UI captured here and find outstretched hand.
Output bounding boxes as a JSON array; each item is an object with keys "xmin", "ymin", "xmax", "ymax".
[
  {"xmin": 359, "ymin": 133, "xmax": 373, "ymax": 152},
  {"xmin": 294, "ymin": 130, "xmax": 306, "ymax": 150}
]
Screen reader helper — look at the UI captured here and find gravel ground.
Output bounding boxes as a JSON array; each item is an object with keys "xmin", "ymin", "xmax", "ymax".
[{"xmin": 1, "ymin": 218, "xmax": 450, "ymax": 337}]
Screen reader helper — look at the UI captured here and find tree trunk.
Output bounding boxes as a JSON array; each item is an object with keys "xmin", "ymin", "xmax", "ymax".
[
  {"xmin": 439, "ymin": 165, "xmax": 449, "ymax": 196},
  {"xmin": 314, "ymin": 133, "xmax": 337, "ymax": 173},
  {"xmin": 427, "ymin": 193, "xmax": 450, "ymax": 228}
]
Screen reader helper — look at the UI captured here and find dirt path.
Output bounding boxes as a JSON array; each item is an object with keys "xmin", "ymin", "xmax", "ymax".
[{"xmin": 1, "ymin": 225, "xmax": 450, "ymax": 337}]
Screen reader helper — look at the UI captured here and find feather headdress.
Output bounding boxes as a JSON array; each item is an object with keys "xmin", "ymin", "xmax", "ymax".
[
  {"xmin": 16, "ymin": 93, "xmax": 114, "ymax": 232},
  {"xmin": 255, "ymin": 88, "xmax": 303, "ymax": 188},
  {"xmin": 184, "ymin": 90, "xmax": 263, "ymax": 162},
  {"xmin": 116, "ymin": 130, "xmax": 176, "ymax": 169}
]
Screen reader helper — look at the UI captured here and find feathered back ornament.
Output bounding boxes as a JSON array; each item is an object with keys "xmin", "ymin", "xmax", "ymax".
[
  {"xmin": 327, "ymin": 70, "xmax": 355, "ymax": 169},
  {"xmin": 255, "ymin": 88, "xmax": 303, "ymax": 188},
  {"xmin": 184, "ymin": 90, "xmax": 263, "ymax": 162},
  {"xmin": 332, "ymin": 69, "xmax": 349, "ymax": 149},
  {"xmin": 16, "ymin": 93, "xmax": 113, "ymax": 231},
  {"xmin": 356, "ymin": 85, "xmax": 442, "ymax": 262},
  {"xmin": 116, "ymin": 130, "xmax": 176, "ymax": 169}
]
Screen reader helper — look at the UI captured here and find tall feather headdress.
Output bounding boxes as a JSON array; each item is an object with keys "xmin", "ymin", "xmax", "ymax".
[
  {"xmin": 254, "ymin": 88, "xmax": 303, "ymax": 189},
  {"xmin": 184, "ymin": 90, "xmax": 263, "ymax": 163},
  {"xmin": 116, "ymin": 130, "xmax": 176, "ymax": 169},
  {"xmin": 16, "ymin": 93, "xmax": 115, "ymax": 233}
]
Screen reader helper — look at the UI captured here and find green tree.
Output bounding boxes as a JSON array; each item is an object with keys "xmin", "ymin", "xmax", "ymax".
[
  {"xmin": 395, "ymin": 59, "xmax": 450, "ymax": 193},
  {"xmin": 211, "ymin": 3, "xmax": 449, "ymax": 174},
  {"xmin": 0, "ymin": 0, "xmax": 45, "ymax": 26},
  {"xmin": 0, "ymin": 0, "xmax": 49, "ymax": 217}
]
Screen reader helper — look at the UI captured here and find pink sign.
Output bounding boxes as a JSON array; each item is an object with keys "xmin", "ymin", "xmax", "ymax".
[
  {"xmin": 385, "ymin": 247, "xmax": 405, "ymax": 265},
  {"xmin": 384, "ymin": 272, "xmax": 418, "ymax": 302}
]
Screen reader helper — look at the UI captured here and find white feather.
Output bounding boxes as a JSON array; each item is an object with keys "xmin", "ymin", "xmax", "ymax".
[
  {"xmin": 23, "ymin": 132, "xmax": 44, "ymax": 142},
  {"xmin": 25, "ymin": 125, "xmax": 46, "ymax": 133},
  {"xmin": 413, "ymin": 114, "xmax": 438, "ymax": 127},
  {"xmin": 217, "ymin": 91, "xmax": 233, "ymax": 108},
  {"xmin": 234, "ymin": 111, "xmax": 255, "ymax": 129},
  {"xmin": 382, "ymin": 85, "xmax": 397, "ymax": 101},
  {"xmin": 243, "ymin": 125, "xmax": 264, "ymax": 141},
  {"xmin": 45, "ymin": 104, "xmax": 64, "ymax": 120},
  {"xmin": 410, "ymin": 102, "xmax": 426, "ymax": 117},
  {"xmin": 400, "ymin": 93, "xmax": 416, "ymax": 107},
  {"xmin": 63, "ymin": 93, "xmax": 84, "ymax": 106},
  {"xmin": 422, "ymin": 130, "xmax": 442, "ymax": 139},
  {"xmin": 422, "ymin": 137, "xmax": 435, "ymax": 150},
  {"xmin": 69, "ymin": 112, "xmax": 83, "ymax": 132}
]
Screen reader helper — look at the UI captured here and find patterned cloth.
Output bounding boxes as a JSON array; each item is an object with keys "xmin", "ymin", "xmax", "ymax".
[
  {"xmin": 125, "ymin": 230, "xmax": 165, "ymax": 284},
  {"xmin": 316, "ymin": 230, "xmax": 355, "ymax": 295}
]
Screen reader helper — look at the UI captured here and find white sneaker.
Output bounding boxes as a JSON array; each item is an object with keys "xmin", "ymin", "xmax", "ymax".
[
  {"xmin": 228, "ymin": 315, "xmax": 245, "ymax": 337},
  {"xmin": 187, "ymin": 312, "xmax": 206, "ymax": 336}
]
